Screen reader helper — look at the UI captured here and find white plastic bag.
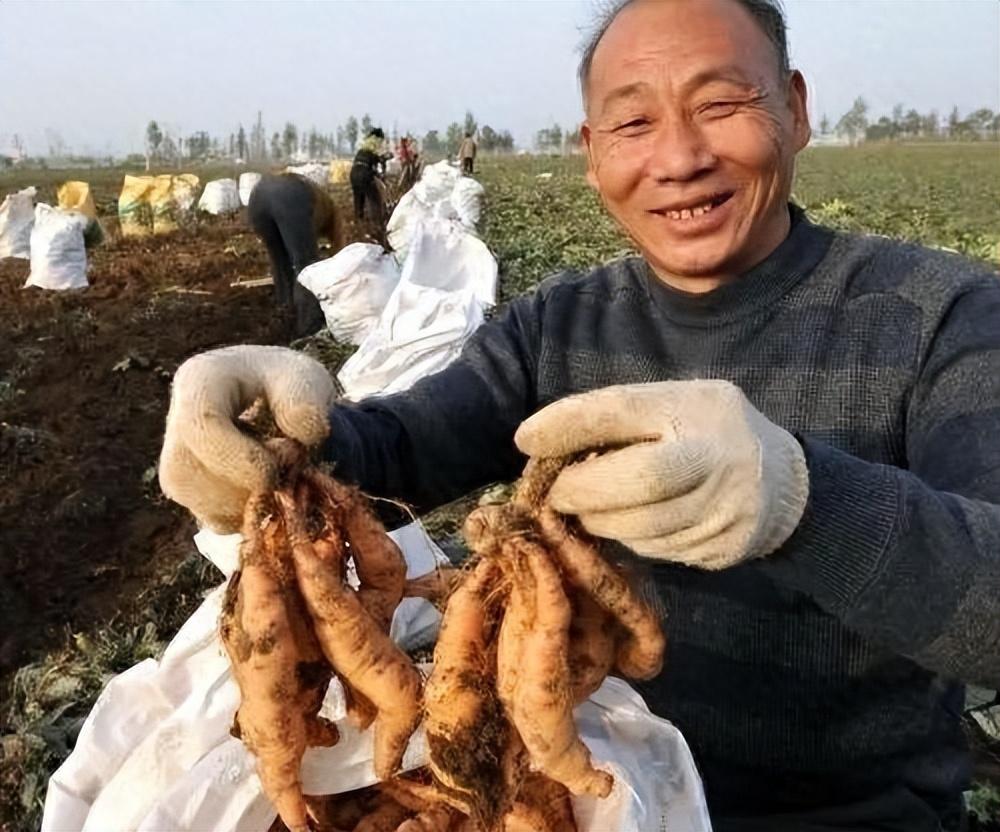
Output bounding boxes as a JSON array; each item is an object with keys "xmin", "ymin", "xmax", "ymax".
[
  {"xmin": 387, "ymin": 163, "xmax": 486, "ymax": 265},
  {"xmin": 386, "ymin": 189, "xmax": 435, "ymax": 265},
  {"xmin": 24, "ymin": 204, "xmax": 89, "ymax": 290},
  {"xmin": 411, "ymin": 159, "xmax": 459, "ymax": 205},
  {"xmin": 337, "ymin": 219, "xmax": 498, "ymax": 400},
  {"xmin": 285, "ymin": 163, "xmax": 328, "ymax": 187},
  {"xmin": 450, "ymin": 176, "xmax": 485, "ymax": 229},
  {"xmin": 296, "ymin": 242, "xmax": 400, "ymax": 344},
  {"xmin": 571, "ymin": 679, "xmax": 712, "ymax": 831},
  {"xmin": 0, "ymin": 186, "xmax": 36, "ymax": 259},
  {"xmin": 238, "ymin": 172, "xmax": 262, "ymax": 207},
  {"xmin": 197, "ymin": 179, "xmax": 240, "ymax": 215}
]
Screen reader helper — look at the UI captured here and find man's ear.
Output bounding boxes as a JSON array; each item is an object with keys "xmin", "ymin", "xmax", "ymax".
[
  {"xmin": 582, "ymin": 122, "xmax": 600, "ymax": 190},
  {"xmin": 787, "ymin": 70, "xmax": 811, "ymax": 151}
]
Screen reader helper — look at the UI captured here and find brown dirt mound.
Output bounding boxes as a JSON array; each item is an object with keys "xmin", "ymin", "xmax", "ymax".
[{"xmin": 0, "ymin": 205, "xmax": 366, "ymax": 678}]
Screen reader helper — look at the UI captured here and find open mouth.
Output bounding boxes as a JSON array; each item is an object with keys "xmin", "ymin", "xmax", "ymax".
[{"xmin": 652, "ymin": 191, "xmax": 734, "ymax": 221}]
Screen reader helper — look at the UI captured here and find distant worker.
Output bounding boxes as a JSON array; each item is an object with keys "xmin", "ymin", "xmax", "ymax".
[
  {"xmin": 350, "ymin": 127, "xmax": 391, "ymax": 224},
  {"xmin": 397, "ymin": 135, "xmax": 420, "ymax": 193},
  {"xmin": 247, "ymin": 172, "xmax": 343, "ymax": 338},
  {"xmin": 458, "ymin": 131, "xmax": 477, "ymax": 175}
]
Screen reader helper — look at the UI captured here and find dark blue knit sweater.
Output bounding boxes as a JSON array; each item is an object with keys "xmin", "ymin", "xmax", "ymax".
[{"xmin": 326, "ymin": 207, "xmax": 1000, "ymax": 831}]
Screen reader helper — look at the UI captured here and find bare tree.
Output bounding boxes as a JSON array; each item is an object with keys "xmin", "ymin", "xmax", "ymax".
[
  {"xmin": 45, "ymin": 128, "xmax": 68, "ymax": 159},
  {"xmin": 344, "ymin": 117, "xmax": 359, "ymax": 152},
  {"xmin": 282, "ymin": 123, "xmax": 298, "ymax": 160},
  {"xmin": 835, "ymin": 98, "xmax": 868, "ymax": 146},
  {"xmin": 145, "ymin": 120, "xmax": 163, "ymax": 170},
  {"xmin": 250, "ymin": 112, "xmax": 266, "ymax": 161}
]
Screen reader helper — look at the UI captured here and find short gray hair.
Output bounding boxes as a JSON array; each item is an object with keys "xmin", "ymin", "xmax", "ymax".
[{"xmin": 578, "ymin": 0, "xmax": 791, "ymax": 100}]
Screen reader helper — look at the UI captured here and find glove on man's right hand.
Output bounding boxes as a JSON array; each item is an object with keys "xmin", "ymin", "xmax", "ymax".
[{"xmin": 158, "ymin": 345, "xmax": 336, "ymax": 533}]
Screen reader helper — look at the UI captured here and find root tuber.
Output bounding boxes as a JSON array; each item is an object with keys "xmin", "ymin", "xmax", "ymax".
[
  {"xmin": 423, "ymin": 452, "xmax": 665, "ymax": 826},
  {"xmin": 220, "ymin": 439, "xmax": 421, "ymax": 831},
  {"xmin": 277, "ymin": 488, "xmax": 422, "ymax": 780}
]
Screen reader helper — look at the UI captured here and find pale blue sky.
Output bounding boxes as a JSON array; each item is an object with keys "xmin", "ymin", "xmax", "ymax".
[{"xmin": 1, "ymin": 0, "xmax": 998, "ymax": 156}]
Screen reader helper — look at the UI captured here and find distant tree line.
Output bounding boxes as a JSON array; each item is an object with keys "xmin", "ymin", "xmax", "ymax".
[
  {"xmin": 419, "ymin": 112, "xmax": 515, "ymax": 158},
  {"xmin": 16, "ymin": 99, "xmax": 995, "ymax": 170},
  {"xmin": 824, "ymin": 99, "xmax": 1000, "ymax": 146},
  {"xmin": 143, "ymin": 113, "xmax": 345, "ymax": 168},
  {"xmin": 138, "ymin": 110, "xmax": 520, "ymax": 168}
]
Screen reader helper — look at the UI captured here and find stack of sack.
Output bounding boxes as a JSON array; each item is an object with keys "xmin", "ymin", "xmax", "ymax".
[
  {"xmin": 297, "ymin": 159, "xmax": 495, "ymax": 400},
  {"xmin": 1, "ymin": 186, "xmax": 89, "ymax": 290}
]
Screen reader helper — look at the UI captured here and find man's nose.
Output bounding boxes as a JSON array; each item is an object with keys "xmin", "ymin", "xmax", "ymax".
[{"xmin": 646, "ymin": 117, "xmax": 716, "ymax": 181}]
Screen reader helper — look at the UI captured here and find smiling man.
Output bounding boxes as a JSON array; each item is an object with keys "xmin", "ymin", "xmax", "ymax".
[
  {"xmin": 159, "ymin": 1, "xmax": 1000, "ymax": 829},
  {"xmin": 580, "ymin": 0, "xmax": 809, "ymax": 291}
]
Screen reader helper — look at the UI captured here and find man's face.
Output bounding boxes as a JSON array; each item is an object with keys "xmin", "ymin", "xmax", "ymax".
[{"xmin": 582, "ymin": 0, "xmax": 810, "ymax": 290}]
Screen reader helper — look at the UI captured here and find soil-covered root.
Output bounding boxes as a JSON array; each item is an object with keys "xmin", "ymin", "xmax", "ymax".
[
  {"xmin": 395, "ymin": 805, "xmax": 462, "ymax": 832},
  {"xmin": 512, "ymin": 773, "xmax": 577, "ymax": 832},
  {"xmin": 537, "ymin": 508, "xmax": 665, "ymax": 681},
  {"xmin": 495, "ymin": 558, "xmax": 531, "ymax": 721},
  {"xmin": 306, "ymin": 470, "xmax": 407, "ymax": 632},
  {"xmin": 277, "ymin": 489, "xmax": 422, "ymax": 780},
  {"xmin": 221, "ymin": 493, "xmax": 338, "ymax": 832},
  {"xmin": 504, "ymin": 538, "xmax": 612, "ymax": 799},
  {"xmin": 294, "ymin": 497, "xmax": 381, "ymax": 734},
  {"xmin": 381, "ymin": 777, "xmax": 467, "ymax": 831},
  {"xmin": 305, "ymin": 788, "xmax": 381, "ymax": 831},
  {"xmin": 567, "ymin": 591, "xmax": 616, "ymax": 704},
  {"xmin": 403, "ymin": 567, "xmax": 462, "ymax": 605},
  {"xmin": 424, "ymin": 558, "xmax": 509, "ymax": 825},
  {"xmin": 352, "ymin": 795, "xmax": 414, "ymax": 832},
  {"xmin": 381, "ymin": 777, "xmax": 460, "ymax": 813}
]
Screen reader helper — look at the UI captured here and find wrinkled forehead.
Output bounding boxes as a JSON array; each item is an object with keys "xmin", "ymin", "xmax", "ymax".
[{"xmin": 586, "ymin": 0, "xmax": 779, "ymax": 112}]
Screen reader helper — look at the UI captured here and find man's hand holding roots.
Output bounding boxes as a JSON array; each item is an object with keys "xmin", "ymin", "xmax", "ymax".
[
  {"xmin": 156, "ymin": 353, "xmax": 804, "ymax": 829},
  {"xmin": 516, "ymin": 380, "xmax": 810, "ymax": 569},
  {"xmin": 158, "ymin": 345, "xmax": 337, "ymax": 533}
]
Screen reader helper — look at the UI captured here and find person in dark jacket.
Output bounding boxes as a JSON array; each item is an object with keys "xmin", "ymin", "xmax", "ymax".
[
  {"xmin": 247, "ymin": 172, "xmax": 343, "ymax": 337},
  {"xmin": 162, "ymin": 2, "xmax": 1000, "ymax": 830},
  {"xmin": 350, "ymin": 127, "xmax": 391, "ymax": 223}
]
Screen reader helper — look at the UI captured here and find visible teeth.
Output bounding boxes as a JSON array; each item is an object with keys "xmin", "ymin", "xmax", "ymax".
[{"xmin": 666, "ymin": 199, "xmax": 716, "ymax": 221}]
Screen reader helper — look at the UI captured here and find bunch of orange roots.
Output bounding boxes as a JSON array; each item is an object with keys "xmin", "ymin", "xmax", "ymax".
[{"xmin": 222, "ymin": 445, "xmax": 665, "ymax": 832}]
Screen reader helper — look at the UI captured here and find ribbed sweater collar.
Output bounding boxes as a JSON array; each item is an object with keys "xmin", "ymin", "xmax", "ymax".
[{"xmin": 641, "ymin": 204, "xmax": 834, "ymax": 327}]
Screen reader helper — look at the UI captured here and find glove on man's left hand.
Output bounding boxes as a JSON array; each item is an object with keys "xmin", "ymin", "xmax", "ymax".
[{"xmin": 515, "ymin": 380, "xmax": 809, "ymax": 570}]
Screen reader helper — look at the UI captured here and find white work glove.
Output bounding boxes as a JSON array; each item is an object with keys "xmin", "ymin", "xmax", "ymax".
[
  {"xmin": 515, "ymin": 380, "xmax": 809, "ymax": 569},
  {"xmin": 158, "ymin": 345, "xmax": 336, "ymax": 533}
]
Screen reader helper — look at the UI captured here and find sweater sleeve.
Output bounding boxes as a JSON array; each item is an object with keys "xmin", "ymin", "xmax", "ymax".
[
  {"xmin": 321, "ymin": 290, "xmax": 544, "ymax": 511},
  {"xmin": 762, "ymin": 280, "xmax": 1000, "ymax": 689}
]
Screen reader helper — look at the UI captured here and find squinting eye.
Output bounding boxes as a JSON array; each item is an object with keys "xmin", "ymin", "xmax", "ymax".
[
  {"xmin": 702, "ymin": 101, "xmax": 739, "ymax": 117},
  {"xmin": 613, "ymin": 119, "xmax": 650, "ymax": 135}
]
